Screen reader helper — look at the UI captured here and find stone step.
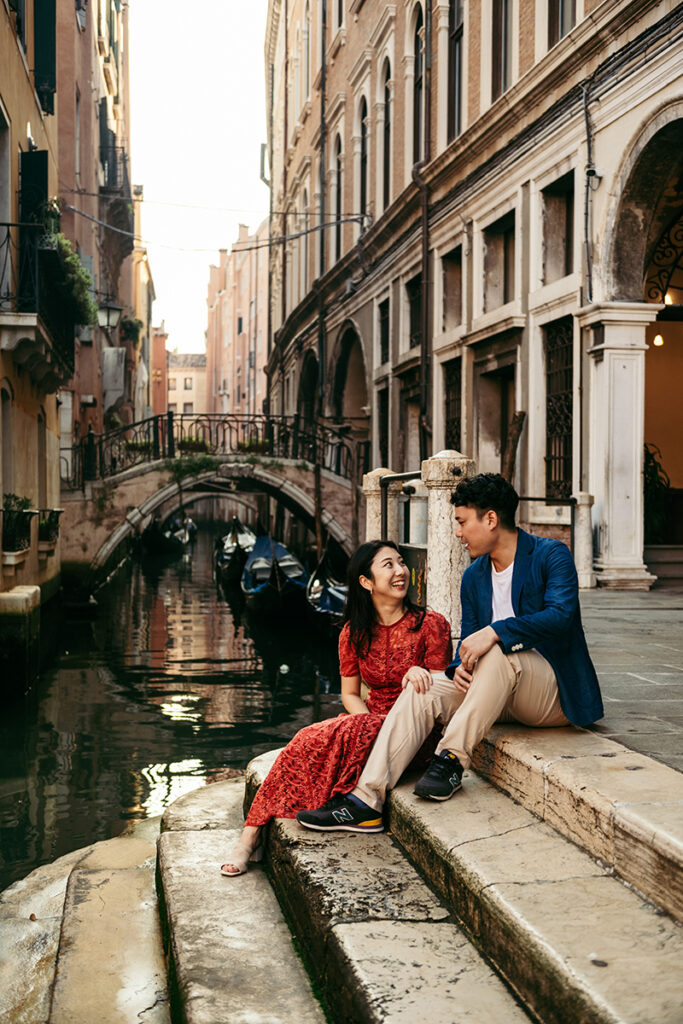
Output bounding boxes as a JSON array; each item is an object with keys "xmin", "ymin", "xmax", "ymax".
[
  {"xmin": 470, "ymin": 725, "xmax": 683, "ymax": 921},
  {"xmin": 48, "ymin": 833, "xmax": 170, "ymax": 1024},
  {"xmin": 0, "ymin": 817, "xmax": 164, "ymax": 1024},
  {"xmin": 161, "ymin": 773, "xmax": 533, "ymax": 1024},
  {"xmin": 247, "ymin": 752, "xmax": 683, "ymax": 1024},
  {"xmin": 156, "ymin": 777, "xmax": 328, "ymax": 1024}
]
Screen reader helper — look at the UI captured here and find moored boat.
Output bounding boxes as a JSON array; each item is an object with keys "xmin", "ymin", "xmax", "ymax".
[
  {"xmin": 215, "ymin": 517, "xmax": 256, "ymax": 586},
  {"xmin": 241, "ymin": 535, "xmax": 309, "ymax": 615},
  {"xmin": 306, "ymin": 560, "xmax": 347, "ymax": 636}
]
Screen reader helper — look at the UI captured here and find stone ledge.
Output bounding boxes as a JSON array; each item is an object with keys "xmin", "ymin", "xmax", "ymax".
[{"xmin": 470, "ymin": 725, "xmax": 683, "ymax": 921}]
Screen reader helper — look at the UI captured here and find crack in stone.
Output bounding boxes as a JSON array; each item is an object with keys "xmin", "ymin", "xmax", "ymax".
[
  {"xmin": 449, "ymin": 821, "xmax": 536, "ymax": 851},
  {"xmin": 478, "ymin": 870, "xmax": 606, "ymax": 893}
]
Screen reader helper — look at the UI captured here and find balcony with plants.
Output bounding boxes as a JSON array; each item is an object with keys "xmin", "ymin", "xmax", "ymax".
[
  {"xmin": 1, "ymin": 495, "xmax": 38, "ymax": 576},
  {"xmin": 0, "ymin": 199, "xmax": 97, "ymax": 393}
]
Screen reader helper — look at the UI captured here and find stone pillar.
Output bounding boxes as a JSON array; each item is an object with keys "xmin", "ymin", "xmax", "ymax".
[
  {"xmin": 422, "ymin": 450, "xmax": 476, "ymax": 637},
  {"xmin": 578, "ymin": 302, "xmax": 662, "ymax": 589},
  {"xmin": 362, "ymin": 468, "xmax": 403, "ymax": 542},
  {"xmin": 407, "ymin": 480, "xmax": 428, "ymax": 545},
  {"xmin": 574, "ymin": 492, "xmax": 596, "ymax": 589}
]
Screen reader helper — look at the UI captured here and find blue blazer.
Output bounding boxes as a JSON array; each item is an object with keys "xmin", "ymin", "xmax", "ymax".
[{"xmin": 445, "ymin": 528, "xmax": 604, "ymax": 727}]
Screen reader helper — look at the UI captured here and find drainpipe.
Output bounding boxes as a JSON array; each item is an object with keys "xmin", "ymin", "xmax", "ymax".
[
  {"xmin": 314, "ymin": 0, "xmax": 328, "ymax": 561},
  {"xmin": 282, "ymin": 0, "xmax": 289, "ymax": 337},
  {"xmin": 412, "ymin": 0, "xmax": 432, "ymax": 464}
]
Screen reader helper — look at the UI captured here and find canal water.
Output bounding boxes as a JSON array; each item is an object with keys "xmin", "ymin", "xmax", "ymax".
[{"xmin": 0, "ymin": 530, "xmax": 341, "ymax": 893}]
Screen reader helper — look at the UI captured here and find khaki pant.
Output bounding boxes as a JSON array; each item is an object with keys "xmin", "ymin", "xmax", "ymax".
[{"xmin": 353, "ymin": 645, "xmax": 569, "ymax": 811}]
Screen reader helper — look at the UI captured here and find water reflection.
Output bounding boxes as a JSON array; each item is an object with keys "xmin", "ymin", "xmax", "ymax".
[{"xmin": 0, "ymin": 531, "xmax": 341, "ymax": 892}]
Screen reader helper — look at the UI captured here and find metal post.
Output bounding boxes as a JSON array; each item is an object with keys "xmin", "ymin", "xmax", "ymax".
[
  {"xmin": 152, "ymin": 416, "xmax": 160, "ymax": 461},
  {"xmin": 167, "ymin": 410, "xmax": 175, "ymax": 458}
]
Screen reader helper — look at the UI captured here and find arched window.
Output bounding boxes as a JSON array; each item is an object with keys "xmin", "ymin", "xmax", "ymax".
[
  {"xmin": 359, "ymin": 98, "xmax": 368, "ymax": 223},
  {"xmin": 335, "ymin": 135, "xmax": 343, "ymax": 263},
  {"xmin": 447, "ymin": 0, "xmax": 463, "ymax": 141},
  {"xmin": 413, "ymin": 7, "xmax": 424, "ymax": 164},
  {"xmin": 383, "ymin": 62, "xmax": 392, "ymax": 210}
]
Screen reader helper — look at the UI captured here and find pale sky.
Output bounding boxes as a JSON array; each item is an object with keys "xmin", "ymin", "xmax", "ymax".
[{"xmin": 129, "ymin": 1, "xmax": 270, "ymax": 353}]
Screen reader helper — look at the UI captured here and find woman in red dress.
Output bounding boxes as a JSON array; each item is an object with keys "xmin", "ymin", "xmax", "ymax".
[{"xmin": 221, "ymin": 539, "xmax": 452, "ymax": 876}]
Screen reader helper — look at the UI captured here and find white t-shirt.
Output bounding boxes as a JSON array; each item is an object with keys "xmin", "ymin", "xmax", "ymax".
[{"xmin": 491, "ymin": 561, "xmax": 514, "ymax": 622}]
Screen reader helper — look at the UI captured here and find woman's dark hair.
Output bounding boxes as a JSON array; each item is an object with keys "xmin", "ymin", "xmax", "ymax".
[
  {"xmin": 343, "ymin": 539, "xmax": 425, "ymax": 658},
  {"xmin": 450, "ymin": 472, "xmax": 519, "ymax": 530}
]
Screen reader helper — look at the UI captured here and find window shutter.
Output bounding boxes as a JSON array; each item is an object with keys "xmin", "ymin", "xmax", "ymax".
[
  {"xmin": 20, "ymin": 150, "xmax": 48, "ymax": 223},
  {"xmin": 34, "ymin": 0, "xmax": 57, "ymax": 115}
]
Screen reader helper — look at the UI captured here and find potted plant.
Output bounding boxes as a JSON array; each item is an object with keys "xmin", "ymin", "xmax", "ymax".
[
  {"xmin": 178, "ymin": 437, "xmax": 209, "ymax": 454},
  {"xmin": 2, "ymin": 494, "xmax": 37, "ymax": 552},
  {"xmin": 120, "ymin": 316, "xmax": 144, "ymax": 346},
  {"xmin": 38, "ymin": 509, "xmax": 63, "ymax": 544}
]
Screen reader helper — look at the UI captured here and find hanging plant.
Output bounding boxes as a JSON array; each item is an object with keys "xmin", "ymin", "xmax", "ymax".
[
  {"xmin": 53, "ymin": 234, "xmax": 98, "ymax": 326},
  {"xmin": 120, "ymin": 315, "xmax": 144, "ymax": 345}
]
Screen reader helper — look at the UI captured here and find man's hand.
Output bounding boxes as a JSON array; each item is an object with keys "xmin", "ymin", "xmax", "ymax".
[
  {"xmin": 458, "ymin": 626, "xmax": 500, "ymax": 672},
  {"xmin": 401, "ymin": 666, "xmax": 433, "ymax": 693},
  {"xmin": 452, "ymin": 663, "xmax": 473, "ymax": 694}
]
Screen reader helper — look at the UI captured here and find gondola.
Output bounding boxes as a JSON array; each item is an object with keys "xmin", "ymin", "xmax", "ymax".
[
  {"xmin": 306, "ymin": 560, "xmax": 347, "ymax": 636},
  {"xmin": 142, "ymin": 514, "xmax": 193, "ymax": 555},
  {"xmin": 215, "ymin": 517, "xmax": 256, "ymax": 586},
  {"xmin": 240, "ymin": 535, "xmax": 309, "ymax": 615}
]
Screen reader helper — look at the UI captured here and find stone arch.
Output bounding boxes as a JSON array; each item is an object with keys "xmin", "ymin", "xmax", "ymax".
[
  {"xmin": 90, "ymin": 462, "xmax": 353, "ymax": 576},
  {"xmin": 603, "ymin": 101, "xmax": 683, "ymax": 301},
  {"xmin": 329, "ymin": 321, "xmax": 369, "ymax": 423}
]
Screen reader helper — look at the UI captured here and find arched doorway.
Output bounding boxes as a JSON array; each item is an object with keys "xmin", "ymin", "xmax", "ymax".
[
  {"xmin": 330, "ymin": 323, "xmax": 370, "ymax": 475},
  {"xmin": 604, "ymin": 110, "xmax": 683, "ymax": 582},
  {"xmin": 298, "ymin": 350, "xmax": 319, "ymax": 428}
]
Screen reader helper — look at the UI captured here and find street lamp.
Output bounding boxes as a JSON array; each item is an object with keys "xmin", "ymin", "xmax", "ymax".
[{"xmin": 97, "ymin": 299, "xmax": 123, "ymax": 331}]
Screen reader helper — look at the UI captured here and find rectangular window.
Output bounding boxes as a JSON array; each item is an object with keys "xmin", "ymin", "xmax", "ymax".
[
  {"xmin": 378, "ymin": 387, "xmax": 389, "ymax": 467},
  {"xmin": 184, "ymin": 377, "xmax": 192, "ymax": 390},
  {"xmin": 442, "ymin": 246, "xmax": 462, "ymax": 331},
  {"xmin": 406, "ymin": 274, "xmax": 422, "ymax": 350},
  {"xmin": 447, "ymin": 0, "xmax": 464, "ymax": 142},
  {"xmin": 168, "ymin": 377, "xmax": 176, "ymax": 390},
  {"xmin": 548, "ymin": 0, "xmax": 576, "ymax": 48},
  {"xmin": 379, "ymin": 298, "xmax": 390, "ymax": 364},
  {"xmin": 168, "ymin": 403, "xmax": 177, "ymax": 413},
  {"xmin": 542, "ymin": 172, "xmax": 574, "ymax": 284},
  {"xmin": 492, "ymin": 0, "xmax": 512, "ymax": 101},
  {"xmin": 444, "ymin": 358, "xmax": 462, "ymax": 451},
  {"xmin": 483, "ymin": 212, "xmax": 515, "ymax": 311},
  {"xmin": 237, "ymin": 315, "xmax": 243, "ymax": 334},
  {"xmin": 183, "ymin": 402, "xmax": 193, "ymax": 414},
  {"xmin": 544, "ymin": 316, "xmax": 573, "ymax": 499}
]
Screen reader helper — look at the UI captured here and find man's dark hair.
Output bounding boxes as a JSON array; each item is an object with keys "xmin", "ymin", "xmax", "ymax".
[{"xmin": 450, "ymin": 473, "xmax": 519, "ymax": 530}]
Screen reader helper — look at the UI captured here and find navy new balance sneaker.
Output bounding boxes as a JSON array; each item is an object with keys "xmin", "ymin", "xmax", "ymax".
[
  {"xmin": 296, "ymin": 795, "xmax": 384, "ymax": 833},
  {"xmin": 413, "ymin": 751, "xmax": 463, "ymax": 801}
]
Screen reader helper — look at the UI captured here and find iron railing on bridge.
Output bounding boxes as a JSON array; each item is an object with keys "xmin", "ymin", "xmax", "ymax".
[{"xmin": 60, "ymin": 412, "xmax": 370, "ymax": 490}]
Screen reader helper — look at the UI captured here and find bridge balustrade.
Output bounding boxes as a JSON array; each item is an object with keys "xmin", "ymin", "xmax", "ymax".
[{"xmin": 59, "ymin": 413, "xmax": 361, "ymax": 489}]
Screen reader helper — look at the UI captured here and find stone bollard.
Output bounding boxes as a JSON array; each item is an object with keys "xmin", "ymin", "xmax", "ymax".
[
  {"xmin": 574, "ymin": 492, "xmax": 596, "ymax": 589},
  {"xmin": 406, "ymin": 480, "xmax": 428, "ymax": 545},
  {"xmin": 362, "ymin": 468, "xmax": 403, "ymax": 542},
  {"xmin": 422, "ymin": 450, "xmax": 476, "ymax": 639}
]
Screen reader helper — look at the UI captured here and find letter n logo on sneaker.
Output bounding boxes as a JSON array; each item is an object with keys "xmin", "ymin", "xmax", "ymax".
[{"xmin": 332, "ymin": 807, "xmax": 353, "ymax": 823}]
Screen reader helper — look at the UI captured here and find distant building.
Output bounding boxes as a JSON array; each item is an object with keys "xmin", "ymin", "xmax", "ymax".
[
  {"xmin": 132, "ymin": 186, "xmax": 156, "ymax": 421},
  {"xmin": 167, "ymin": 352, "xmax": 207, "ymax": 419},
  {"xmin": 264, "ymin": 0, "xmax": 683, "ymax": 589},
  {"xmin": 206, "ymin": 221, "xmax": 269, "ymax": 416},
  {"xmin": 150, "ymin": 324, "xmax": 169, "ymax": 418}
]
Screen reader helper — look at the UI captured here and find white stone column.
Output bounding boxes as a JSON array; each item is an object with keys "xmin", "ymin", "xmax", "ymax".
[
  {"xmin": 578, "ymin": 301, "xmax": 662, "ymax": 589},
  {"xmin": 422, "ymin": 449, "xmax": 476, "ymax": 636},
  {"xmin": 574, "ymin": 492, "xmax": 595, "ymax": 589},
  {"xmin": 363, "ymin": 468, "xmax": 402, "ymax": 542},
  {"xmin": 433, "ymin": 2, "xmax": 450, "ymax": 153}
]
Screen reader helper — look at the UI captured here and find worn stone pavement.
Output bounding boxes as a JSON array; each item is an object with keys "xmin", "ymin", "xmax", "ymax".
[{"xmin": 580, "ymin": 586, "xmax": 683, "ymax": 773}]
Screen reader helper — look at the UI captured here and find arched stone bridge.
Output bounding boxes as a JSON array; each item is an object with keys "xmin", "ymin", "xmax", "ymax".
[{"xmin": 60, "ymin": 454, "xmax": 357, "ymax": 591}]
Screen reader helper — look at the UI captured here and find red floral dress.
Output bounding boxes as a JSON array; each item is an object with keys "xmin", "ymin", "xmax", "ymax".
[{"xmin": 245, "ymin": 610, "xmax": 452, "ymax": 826}]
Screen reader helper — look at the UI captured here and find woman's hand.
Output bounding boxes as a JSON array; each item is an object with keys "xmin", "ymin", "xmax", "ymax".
[{"xmin": 401, "ymin": 666, "xmax": 433, "ymax": 693}]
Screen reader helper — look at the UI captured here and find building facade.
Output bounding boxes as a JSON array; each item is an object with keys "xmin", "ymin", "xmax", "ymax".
[
  {"xmin": 167, "ymin": 352, "xmax": 207, "ymax": 419},
  {"xmin": 205, "ymin": 220, "xmax": 269, "ymax": 417},
  {"xmin": 264, "ymin": 0, "xmax": 683, "ymax": 589}
]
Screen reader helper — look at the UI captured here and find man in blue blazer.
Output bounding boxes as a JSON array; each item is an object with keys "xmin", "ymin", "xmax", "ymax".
[{"xmin": 298, "ymin": 473, "xmax": 604, "ymax": 831}]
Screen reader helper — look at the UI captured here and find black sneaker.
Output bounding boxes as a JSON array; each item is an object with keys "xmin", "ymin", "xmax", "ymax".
[
  {"xmin": 296, "ymin": 795, "xmax": 384, "ymax": 833},
  {"xmin": 413, "ymin": 751, "xmax": 463, "ymax": 801}
]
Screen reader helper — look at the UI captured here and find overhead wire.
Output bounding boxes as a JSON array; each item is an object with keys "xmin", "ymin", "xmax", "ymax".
[{"xmin": 61, "ymin": 202, "xmax": 368, "ymax": 255}]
